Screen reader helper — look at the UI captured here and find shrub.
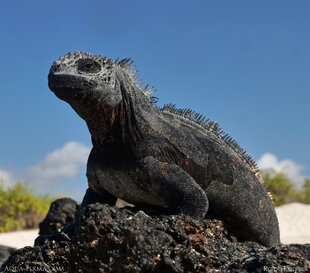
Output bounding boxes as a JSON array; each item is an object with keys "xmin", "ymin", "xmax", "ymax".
[
  {"xmin": 302, "ymin": 178, "xmax": 310, "ymax": 203},
  {"xmin": 0, "ymin": 180, "xmax": 56, "ymax": 232},
  {"xmin": 262, "ymin": 171, "xmax": 310, "ymax": 206}
]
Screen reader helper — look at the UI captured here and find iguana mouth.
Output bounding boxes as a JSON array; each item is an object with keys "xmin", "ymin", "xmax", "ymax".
[
  {"xmin": 48, "ymin": 73, "xmax": 95, "ymax": 88},
  {"xmin": 48, "ymin": 72, "xmax": 96, "ymax": 99}
]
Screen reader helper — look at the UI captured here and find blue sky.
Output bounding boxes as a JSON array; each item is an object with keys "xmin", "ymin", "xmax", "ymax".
[{"xmin": 0, "ymin": 1, "xmax": 309, "ymax": 200}]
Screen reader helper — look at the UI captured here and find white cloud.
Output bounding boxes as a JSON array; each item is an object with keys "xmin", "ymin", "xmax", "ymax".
[
  {"xmin": 26, "ymin": 141, "xmax": 91, "ymax": 187},
  {"xmin": 258, "ymin": 153, "xmax": 305, "ymax": 189},
  {"xmin": 0, "ymin": 168, "xmax": 16, "ymax": 187}
]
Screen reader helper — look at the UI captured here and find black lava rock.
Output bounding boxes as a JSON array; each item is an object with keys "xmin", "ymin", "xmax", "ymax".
[
  {"xmin": 39, "ymin": 198, "xmax": 79, "ymax": 235},
  {"xmin": 0, "ymin": 245, "xmax": 16, "ymax": 267},
  {"xmin": 289, "ymin": 244, "xmax": 310, "ymax": 261},
  {"xmin": 1, "ymin": 203, "xmax": 309, "ymax": 273}
]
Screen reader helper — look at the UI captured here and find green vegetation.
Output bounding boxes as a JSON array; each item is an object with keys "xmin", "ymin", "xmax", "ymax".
[
  {"xmin": 0, "ymin": 179, "xmax": 56, "ymax": 232},
  {"xmin": 302, "ymin": 178, "xmax": 310, "ymax": 203},
  {"xmin": 262, "ymin": 171, "xmax": 310, "ymax": 207}
]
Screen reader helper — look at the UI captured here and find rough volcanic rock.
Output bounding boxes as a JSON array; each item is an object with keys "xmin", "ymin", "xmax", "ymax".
[
  {"xmin": 39, "ymin": 198, "xmax": 79, "ymax": 235},
  {"xmin": 0, "ymin": 245, "xmax": 16, "ymax": 267},
  {"xmin": 0, "ymin": 242, "xmax": 70, "ymax": 273},
  {"xmin": 1, "ymin": 204, "xmax": 309, "ymax": 273},
  {"xmin": 289, "ymin": 244, "xmax": 310, "ymax": 260}
]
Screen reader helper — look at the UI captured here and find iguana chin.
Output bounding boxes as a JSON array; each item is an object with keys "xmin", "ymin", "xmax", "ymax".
[{"xmin": 48, "ymin": 51, "xmax": 280, "ymax": 247}]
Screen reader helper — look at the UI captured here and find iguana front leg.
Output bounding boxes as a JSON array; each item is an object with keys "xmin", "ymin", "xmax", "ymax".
[{"xmin": 138, "ymin": 156, "xmax": 209, "ymax": 220}]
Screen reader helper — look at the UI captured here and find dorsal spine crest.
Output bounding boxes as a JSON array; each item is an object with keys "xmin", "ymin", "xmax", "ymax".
[{"xmin": 161, "ymin": 103, "xmax": 260, "ymax": 176}]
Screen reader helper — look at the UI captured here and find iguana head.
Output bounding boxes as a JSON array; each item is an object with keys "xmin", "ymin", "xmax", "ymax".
[
  {"xmin": 48, "ymin": 51, "xmax": 155, "ymax": 142},
  {"xmin": 48, "ymin": 51, "xmax": 123, "ymax": 109},
  {"xmin": 49, "ymin": 51, "xmax": 157, "ymax": 114}
]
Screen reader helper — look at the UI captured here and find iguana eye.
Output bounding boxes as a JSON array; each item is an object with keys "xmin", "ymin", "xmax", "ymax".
[{"xmin": 76, "ymin": 59, "xmax": 101, "ymax": 73}]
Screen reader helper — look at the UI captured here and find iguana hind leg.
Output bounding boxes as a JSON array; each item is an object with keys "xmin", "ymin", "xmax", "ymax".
[{"xmin": 138, "ymin": 156, "xmax": 209, "ymax": 220}]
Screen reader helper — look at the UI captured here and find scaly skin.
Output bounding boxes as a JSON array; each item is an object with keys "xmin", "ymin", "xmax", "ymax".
[{"xmin": 48, "ymin": 51, "xmax": 280, "ymax": 246}]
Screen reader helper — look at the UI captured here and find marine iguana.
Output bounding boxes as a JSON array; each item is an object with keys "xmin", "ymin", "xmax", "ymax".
[{"xmin": 48, "ymin": 51, "xmax": 280, "ymax": 247}]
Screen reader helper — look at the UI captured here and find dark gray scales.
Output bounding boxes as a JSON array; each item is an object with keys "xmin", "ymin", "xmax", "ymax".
[{"xmin": 48, "ymin": 51, "xmax": 280, "ymax": 247}]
